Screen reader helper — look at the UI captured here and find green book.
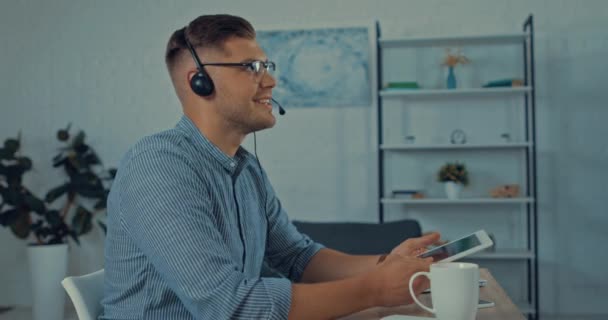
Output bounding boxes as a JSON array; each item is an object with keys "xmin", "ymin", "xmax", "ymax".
[
  {"xmin": 386, "ymin": 81, "xmax": 420, "ymax": 89},
  {"xmin": 483, "ymin": 79, "xmax": 524, "ymax": 88}
]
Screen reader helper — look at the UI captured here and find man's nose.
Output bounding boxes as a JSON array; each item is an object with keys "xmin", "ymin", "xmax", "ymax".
[{"xmin": 259, "ymin": 71, "xmax": 276, "ymax": 88}]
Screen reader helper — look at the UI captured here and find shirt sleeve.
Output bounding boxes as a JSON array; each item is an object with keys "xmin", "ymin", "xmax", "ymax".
[
  {"xmin": 118, "ymin": 148, "xmax": 292, "ymax": 320},
  {"xmin": 261, "ymin": 171, "xmax": 325, "ymax": 282}
]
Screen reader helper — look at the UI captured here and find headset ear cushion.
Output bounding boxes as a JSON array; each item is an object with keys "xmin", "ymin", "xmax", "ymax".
[{"xmin": 190, "ymin": 71, "xmax": 214, "ymax": 96}]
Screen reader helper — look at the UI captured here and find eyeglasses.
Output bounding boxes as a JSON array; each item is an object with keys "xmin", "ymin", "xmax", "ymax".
[{"xmin": 201, "ymin": 60, "xmax": 276, "ymax": 77}]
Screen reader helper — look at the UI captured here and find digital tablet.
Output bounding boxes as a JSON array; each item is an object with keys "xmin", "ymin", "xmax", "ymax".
[{"xmin": 417, "ymin": 230, "xmax": 493, "ymax": 262}]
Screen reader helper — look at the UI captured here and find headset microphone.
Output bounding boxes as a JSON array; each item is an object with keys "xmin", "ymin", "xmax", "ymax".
[{"xmin": 271, "ymin": 98, "xmax": 286, "ymax": 115}]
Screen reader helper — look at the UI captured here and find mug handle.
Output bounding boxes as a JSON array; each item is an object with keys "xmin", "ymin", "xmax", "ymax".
[{"xmin": 409, "ymin": 271, "xmax": 435, "ymax": 314}]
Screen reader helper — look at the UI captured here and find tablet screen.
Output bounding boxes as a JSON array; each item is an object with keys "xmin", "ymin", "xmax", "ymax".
[{"xmin": 418, "ymin": 234, "xmax": 481, "ymax": 261}]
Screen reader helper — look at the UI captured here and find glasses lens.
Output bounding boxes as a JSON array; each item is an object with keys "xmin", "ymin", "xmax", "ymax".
[
  {"xmin": 250, "ymin": 61, "xmax": 276, "ymax": 77},
  {"xmin": 262, "ymin": 61, "xmax": 275, "ymax": 77},
  {"xmin": 266, "ymin": 61, "xmax": 276, "ymax": 73},
  {"xmin": 250, "ymin": 61, "xmax": 262, "ymax": 74}
]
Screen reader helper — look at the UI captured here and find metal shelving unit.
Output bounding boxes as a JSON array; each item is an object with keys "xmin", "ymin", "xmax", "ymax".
[
  {"xmin": 381, "ymin": 197, "xmax": 534, "ymax": 205},
  {"xmin": 380, "ymin": 33, "xmax": 527, "ymax": 47},
  {"xmin": 380, "ymin": 86, "xmax": 532, "ymax": 97},
  {"xmin": 380, "ymin": 142, "xmax": 532, "ymax": 151},
  {"xmin": 376, "ymin": 15, "xmax": 538, "ymax": 319}
]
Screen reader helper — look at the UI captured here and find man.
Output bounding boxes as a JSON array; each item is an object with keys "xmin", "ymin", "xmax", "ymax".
[{"xmin": 101, "ymin": 14, "xmax": 439, "ymax": 320}]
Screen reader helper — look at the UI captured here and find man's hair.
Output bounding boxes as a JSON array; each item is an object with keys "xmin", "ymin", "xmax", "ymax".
[{"xmin": 165, "ymin": 14, "xmax": 256, "ymax": 74}]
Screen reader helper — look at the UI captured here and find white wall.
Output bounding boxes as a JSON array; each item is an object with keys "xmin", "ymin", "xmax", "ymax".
[{"xmin": 1, "ymin": 0, "xmax": 607, "ymax": 317}]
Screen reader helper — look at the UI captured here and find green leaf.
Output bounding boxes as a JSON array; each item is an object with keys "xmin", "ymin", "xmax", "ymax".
[
  {"xmin": 9, "ymin": 209, "xmax": 30, "ymax": 239},
  {"xmin": 83, "ymin": 152, "xmax": 101, "ymax": 166},
  {"xmin": 71, "ymin": 206, "xmax": 93, "ymax": 236},
  {"xmin": 0, "ymin": 208, "xmax": 19, "ymax": 226},
  {"xmin": 3, "ymin": 165, "xmax": 25, "ymax": 186},
  {"xmin": 3, "ymin": 138, "xmax": 19, "ymax": 154},
  {"xmin": 22, "ymin": 191, "xmax": 46, "ymax": 214},
  {"xmin": 17, "ymin": 157, "xmax": 32, "ymax": 171},
  {"xmin": 72, "ymin": 174, "xmax": 106, "ymax": 198},
  {"xmin": 30, "ymin": 221, "xmax": 43, "ymax": 231},
  {"xmin": 97, "ymin": 220, "xmax": 107, "ymax": 234},
  {"xmin": 45, "ymin": 184, "xmax": 69, "ymax": 203},
  {"xmin": 4, "ymin": 187, "xmax": 22, "ymax": 206},
  {"xmin": 45, "ymin": 210, "xmax": 63, "ymax": 228},
  {"xmin": 72, "ymin": 131, "xmax": 86, "ymax": 148},
  {"xmin": 0, "ymin": 148, "xmax": 15, "ymax": 160},
  {"xmin": 0, "ymin": 188, "xmax": 6, "ymax": 210},
  {"xmin": 94, "ymin": 197, "xmax": 107, "ymax": 210},
  {"xmin": 52, "ymin": 152, "xmax": 67, "ymax": 166}
]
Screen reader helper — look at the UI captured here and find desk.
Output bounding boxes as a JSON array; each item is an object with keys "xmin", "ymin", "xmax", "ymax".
[
  {"xmin": 0, "ymin": 306, "xmax": 76, "ymax": 320},
  {"xmin": 0, "ymin": 270, "xmax": 523, "ymax": 320},
  {"xmin": 342, "ymin": 269, "xmax": 525, "ymax": 320}
]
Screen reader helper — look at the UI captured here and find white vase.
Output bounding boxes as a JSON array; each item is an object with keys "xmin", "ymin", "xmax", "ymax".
[
  {"xmin": 28, "ymin": 243, "xmax": 69, "ymax": 320},
  {"xmin": 444, "ymin": 181, "xmax": 463, "ymax": 200}
]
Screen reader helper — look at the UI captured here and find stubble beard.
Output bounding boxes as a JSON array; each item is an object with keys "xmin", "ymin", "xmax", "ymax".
[{"xmin": 224, "ymin": 104, "xmax": 275, "ymax": 135}]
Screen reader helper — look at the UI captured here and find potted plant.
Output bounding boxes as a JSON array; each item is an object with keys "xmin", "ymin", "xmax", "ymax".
[
  {"xmin": 0, "ymin": 126, "xmax": 115, "ymax": 320},
  {"xmin": 437, "ymin": 162, "xmax": 469, "ymax": 199},
  {"xmin": 45, "ymin": 123, "xmax": 117, "ymax": 236},
  {"xmin": 442, "ymin": 48, "xmax": 470, "ymax": 89}
]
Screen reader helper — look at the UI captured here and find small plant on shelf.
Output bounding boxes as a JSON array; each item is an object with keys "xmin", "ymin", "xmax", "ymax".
[
  {"xmin": 442, "ymin": 48, "xmax": 470, "ymax": 89},
  {"xmin": 442, "ymin": 48, "xmax": 471, "ymax": 68},
  {"xmin": 437, "ymin": 162, "xmax": 469, "ymax": 200},
  {"xmin": 437, "ymin": 162, "xmax": 469, "ymax": 186}
]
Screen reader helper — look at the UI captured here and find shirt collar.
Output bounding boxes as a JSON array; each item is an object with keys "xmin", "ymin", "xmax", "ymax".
[{"xmin": 176, "ymin": 115, "xmax": 255, "ymax": 175}]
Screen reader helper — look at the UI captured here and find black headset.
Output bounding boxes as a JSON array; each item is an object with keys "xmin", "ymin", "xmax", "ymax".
[{"xmin": 184, "ymin": 31, "xmax": 215, "ymax": 97}]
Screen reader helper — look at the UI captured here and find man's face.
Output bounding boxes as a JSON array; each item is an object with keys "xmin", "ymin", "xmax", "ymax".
[{"xmin": 200, "ymin": 37, "xmax": 277, "ymax": 134}]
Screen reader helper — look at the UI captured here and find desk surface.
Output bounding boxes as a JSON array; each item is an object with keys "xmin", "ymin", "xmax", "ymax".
[
  {"xmin": 0, "ymin": 270, "xmax": 523, "ymax": 320},
  {"xmin": 342, "ymin": 269, "xmax": 525, "ymax": 320}
]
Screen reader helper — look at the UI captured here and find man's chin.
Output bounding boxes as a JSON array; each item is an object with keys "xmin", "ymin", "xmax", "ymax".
[
  {"xmin": 266, "ymin": 117, "xmax": 276, "ymax": 128},
  {"xmin": 247, "ymin": 118, "xmax": 276, "ymax": 134},
  {"xmin": 262, "ymin": 112, "xmax": 277, "ymax": 127}
]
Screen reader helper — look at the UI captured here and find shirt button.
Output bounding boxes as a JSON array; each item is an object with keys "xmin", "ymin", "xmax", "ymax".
[{"xmin": 230, "ymin": 162, "xmax": 236, "ymax": 168}]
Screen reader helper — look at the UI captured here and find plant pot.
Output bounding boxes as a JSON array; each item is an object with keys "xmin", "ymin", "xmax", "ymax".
[
  {"xmin": 444, "ymin": 181, "xmax": 463, "ymax": 199},
  {"xmin": 28, "ymin": 243, "xmax": 68, "ymax": 320}
]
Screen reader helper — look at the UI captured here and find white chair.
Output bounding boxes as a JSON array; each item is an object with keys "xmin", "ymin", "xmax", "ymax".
[{"xmin": 61, "ymin": 269, "xmax": 105, "ymax": 320}]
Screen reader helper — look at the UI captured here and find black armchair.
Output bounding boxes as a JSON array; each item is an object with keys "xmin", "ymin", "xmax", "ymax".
[
  {"xmin": 291, "ymin": 219, "xmax": 422, "ymax": 255},
  {"xmin": 261, "ymin": 219, "xmax": 422, "ymax": 278}
]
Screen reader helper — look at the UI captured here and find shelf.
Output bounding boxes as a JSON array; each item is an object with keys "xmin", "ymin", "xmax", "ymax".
[
  {"xmin": 381, "ymin": 197, "xmax": 534, "ymax": 205},
  {"xmin": 467, "ymin": 249, "xmax": 535, "ymax": 260},
  {"xmin": 381, "ymin": 142, "xmax": 531, "ymax": 151},
  {"xmin": 379, "ymin": 33, "xmax": 528, "ymax": 47},
  {"xmin": 380, "ymin": 86, "xmax": 532, "ymax": 98}
]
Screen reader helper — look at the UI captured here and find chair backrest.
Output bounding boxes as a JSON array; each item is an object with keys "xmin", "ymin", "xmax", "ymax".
[
  {"xmin": 292, "ymin": 219, "xmax": 422, "ymax": 255},
  {"xmin": 61, "ymin": 269, "xmax": 105, "ymax": 320}
]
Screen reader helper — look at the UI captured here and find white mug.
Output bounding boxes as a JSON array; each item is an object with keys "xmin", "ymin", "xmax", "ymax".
[{"xmin": 409, "ymin": 262, "xmax": 479, "ymax": 320}]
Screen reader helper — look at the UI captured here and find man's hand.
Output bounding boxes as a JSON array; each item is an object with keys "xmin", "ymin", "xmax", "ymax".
[
  {"xmin": 365, "ymin": 254, "xmax": 432, "ymax": 307},
  {"xmin": 390, "ymin": 232, "xmax": 441, "ymax": 258},
  {"xmin": 289, "ymin": 235, "xmax": 440, "ymax": 319}
]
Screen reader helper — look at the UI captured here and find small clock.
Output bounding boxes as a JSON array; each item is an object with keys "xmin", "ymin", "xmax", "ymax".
[{"xmin": 450, "ymin": 129, "xmax": 467, "ymax": 144}]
